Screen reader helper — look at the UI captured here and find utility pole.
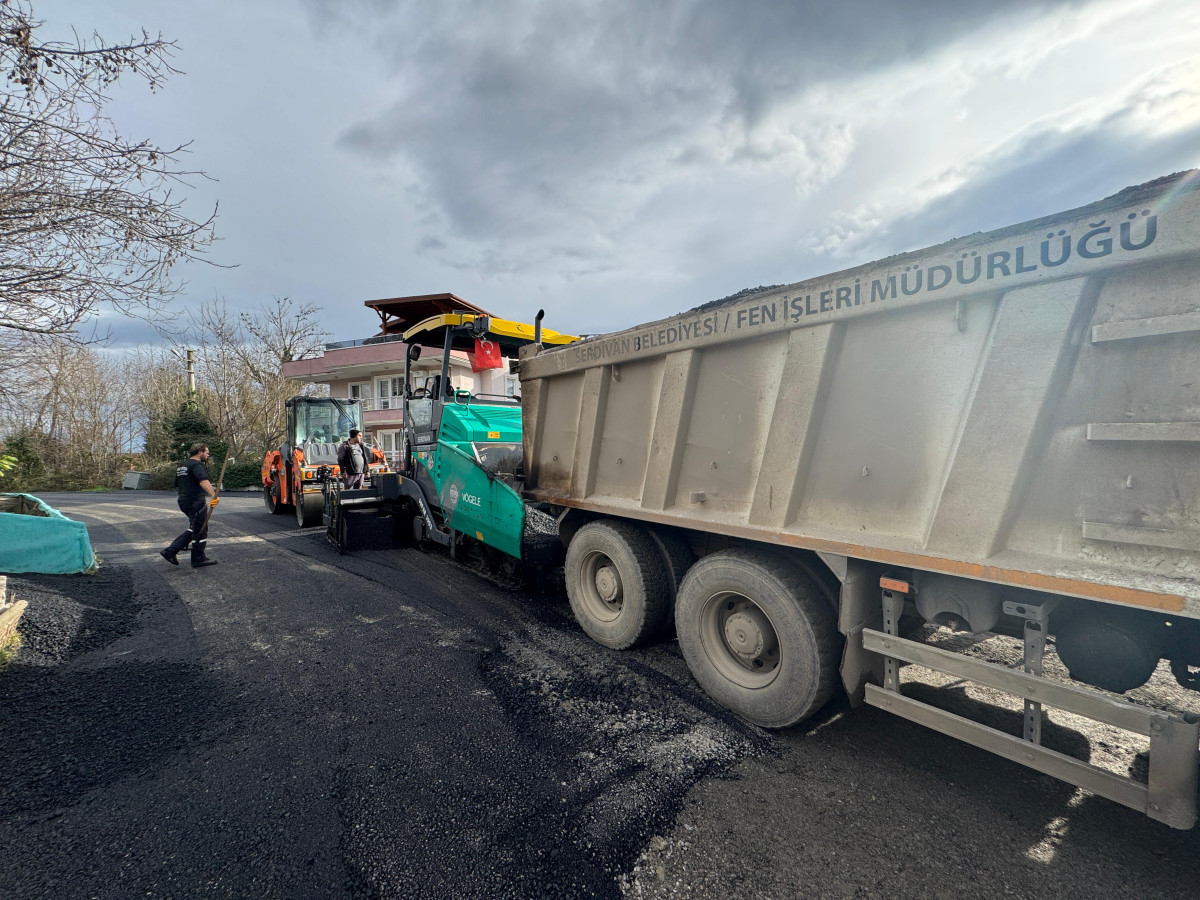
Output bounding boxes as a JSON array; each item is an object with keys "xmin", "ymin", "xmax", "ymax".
[{"xmin": 186, "ymin": 349, "xmax": 197, "ymax": 400}]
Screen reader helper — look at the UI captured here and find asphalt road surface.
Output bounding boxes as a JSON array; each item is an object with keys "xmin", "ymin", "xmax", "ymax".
[{"xmin": 1, "ymin": 492, "xmax": 1197, "ymax": 899}]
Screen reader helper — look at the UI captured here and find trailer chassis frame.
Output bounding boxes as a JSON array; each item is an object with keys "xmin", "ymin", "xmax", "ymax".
[{"xmin": 864, "ymin": 580, "xmax": 1199, "ymax": 829}]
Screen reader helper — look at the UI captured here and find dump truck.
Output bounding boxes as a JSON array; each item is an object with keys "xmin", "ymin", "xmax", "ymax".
[
  {"xmin": 517, "ymin": 171, "xmax": 1200, "ymax": 828},
  {"xmin": 262, "ymin": 396, "xmax": 388, "ymax": 527}
]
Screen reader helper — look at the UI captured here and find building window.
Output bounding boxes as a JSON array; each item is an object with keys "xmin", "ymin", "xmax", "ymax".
[
  {"xmin": 504, "ymin": 375, "xmax": 518, "ymax": 398},
  {"xmin": 377, "ymin": 377, "xmax": 403, "ymax": 410}
]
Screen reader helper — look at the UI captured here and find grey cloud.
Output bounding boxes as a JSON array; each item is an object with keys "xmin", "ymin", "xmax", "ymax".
[
  {"xmin": 90, "ymin": 311, "xmax": 179, "ymax": 350},
  {"xmin": 827, "ymin": 115, "xmax": 1200, "ymax": 264},
  {"xmin": 325, "ymin": 0, "xmax": 1086, "ymax": 272}
]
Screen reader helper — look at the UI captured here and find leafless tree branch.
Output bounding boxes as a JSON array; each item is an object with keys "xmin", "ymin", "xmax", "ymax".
[
  {"xmin": 180, "ymin": 296, "xmax": 328, "ymax": 452},
  {"xmin": 0, "ymin": 0, "xmax": 218, "ymax": 338}
]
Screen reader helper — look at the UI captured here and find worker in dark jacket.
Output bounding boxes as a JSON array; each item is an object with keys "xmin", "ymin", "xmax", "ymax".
[
  {"xmin": 337, "ymin": 429, "xmax": 368, "ymax": 489},
  {"xmin": 161, "ymin": 443, "xmax": 219, "ymax": 568}
]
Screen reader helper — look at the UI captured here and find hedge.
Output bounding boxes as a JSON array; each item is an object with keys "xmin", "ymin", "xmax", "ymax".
[
  {"xmin": 221, "ymin": 460, "xmax": 265, "ymax": 490},
  {"xmin": 147, "ymin": 459, "xmax": 263, "ymax": 491}
]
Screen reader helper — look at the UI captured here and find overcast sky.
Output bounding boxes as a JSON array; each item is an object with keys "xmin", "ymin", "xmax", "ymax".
[{"xmin": 51, "ymin": 0, "xmax": 1200, "ymax": 346}]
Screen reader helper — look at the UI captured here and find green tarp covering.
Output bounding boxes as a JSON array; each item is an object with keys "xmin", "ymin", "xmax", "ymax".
[{"xmin": 0, "ymin": 493, "xmax": 98, "ymax": 574}]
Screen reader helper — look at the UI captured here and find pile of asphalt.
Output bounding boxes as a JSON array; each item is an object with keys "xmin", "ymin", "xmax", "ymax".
[
  {"xmin": 542, "ymin": 283, "xmax": 787, "ymax": 355},
  {"xmin": 0, "ymin": 569, "xmax": 229, "ymax": 824},
  {"xmin": 9, "ymin": 569, "xmax": 142, "ymax": 667},
  {"xmin": 686, "ymin": 284, "xmax": 785, "ymax": 314},
  {"xmin": 520, "ymin": 505, "xmax": 562, "ymax": 564}
]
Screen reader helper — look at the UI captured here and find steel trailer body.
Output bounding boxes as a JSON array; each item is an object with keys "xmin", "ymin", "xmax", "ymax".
[{"xmin": 519, "ymin": 171, "xmax": 1200, "ymax": 828}]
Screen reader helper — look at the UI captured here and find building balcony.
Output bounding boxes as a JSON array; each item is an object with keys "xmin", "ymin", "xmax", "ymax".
[
  {"xmin": 364, "ymin": 407, "xmax": 404, "ymax": 428},
  {"xmin": 283, "ymin": 338, "xmax": 470, "ymax": 386},
  {"xmin": 282, "ymin": 339, "xmax": 406, "ymax": 383},
  {"xmin": 355, "ymin": 396, "xmax": 403, "ymax": 412}
]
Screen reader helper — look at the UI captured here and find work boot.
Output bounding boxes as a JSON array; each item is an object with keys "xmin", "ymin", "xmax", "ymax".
[
  {"xmin": 160, "ymin": 549, "xmax": 179, "ymax": 566},
  {"xmin": 192, "ymin": 558, "xmax": 219, "ymax": 568}
]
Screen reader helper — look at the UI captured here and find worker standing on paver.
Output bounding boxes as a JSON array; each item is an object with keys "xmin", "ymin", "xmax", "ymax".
[
  {"xmin": 160, "ymin": 443, "xmax": 219, "ymax": 568},
  {"xmin": 338, "ymin": 429, "xmax": 368, "ymax": 490}
]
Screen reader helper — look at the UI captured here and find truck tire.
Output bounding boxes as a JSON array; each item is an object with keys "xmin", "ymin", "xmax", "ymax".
[
  {"xmin": 675, "ymin": 548, "xmax": 840, "ymax": 728},
  {"xmin": 644, "ymin": 527, "xmax": 696, "ymax": 637},
  {"xmin": 296, "ymin": 489, "xmax": 323, "ymax": 528},
  {"xmin": 565, "ymin": 520, "xmax": 672, "ymax": 649}
]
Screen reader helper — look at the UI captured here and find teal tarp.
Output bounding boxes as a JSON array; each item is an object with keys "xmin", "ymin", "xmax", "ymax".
[{"xmin": 0, "ymin": 493, "xmax": 98, "ymax": 574}]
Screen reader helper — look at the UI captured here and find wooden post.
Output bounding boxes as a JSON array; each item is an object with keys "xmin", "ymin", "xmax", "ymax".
[
  {"xmin": 0, "ymin": 599, "xmax": 27, "ymax": 647},
  {"xmin": 200, "ymin": 449, "xmax": 234, "ymax": 532}
]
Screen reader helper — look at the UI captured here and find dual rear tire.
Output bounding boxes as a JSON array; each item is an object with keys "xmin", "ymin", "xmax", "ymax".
[
  {"xmin": 675, "ymin": 549, "xmax": 840, "ymax": 728},
  {"xmin": 565, "ymin": 520, "xmax": 672, "ymax": 650},
  {"xmin": 565, "ymin": 519, "xmax": 839, "ymax": 728}
]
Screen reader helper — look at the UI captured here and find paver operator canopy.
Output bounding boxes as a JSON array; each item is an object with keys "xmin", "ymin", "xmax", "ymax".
[
  {"xmin": 401, "ymin": 311, "xmax": 576, "ymax": 402},
  {"xmin": 382, "ymin": 311, "xmax": 578, "ymax": 561}
]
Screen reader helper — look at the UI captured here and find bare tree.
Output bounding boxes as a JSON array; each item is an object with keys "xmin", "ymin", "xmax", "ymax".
[
  {"xmin": 237, "ymin": 295, "xmax": 328, "ymax": 368},
  {"xmin": 124, "ymin": 344, "xmax": 190, "ymax": 458},
  {"xmin": 0, "ymin": 297, "xmax": 326, "ymax": 489},
  {"xmin": 0, "ymin": 339, "xmax": 138, "ymax": 488},
  {"xmin": 0, "ymin": 0, "xmax": 217, "ymax": 338},
  {"xmin": 0, "ymin": 328, "xmax": 50, "ymax": 405},
  {"xmin": 183, "ymin": 296, "xmax": 327, "ymax": 455},
  {"xmin": 50, "ymin": 344, "xmax": 132, "ymax": 483}
]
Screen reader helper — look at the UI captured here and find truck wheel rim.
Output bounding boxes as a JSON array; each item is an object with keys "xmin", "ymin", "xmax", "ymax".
[
  {"xmin": 698, "ymin": 591, "xmax": 781, "ymax": 688},
  {"xmin": 578, "ymin": 550, "xmax": 623, "ymax": 622}
]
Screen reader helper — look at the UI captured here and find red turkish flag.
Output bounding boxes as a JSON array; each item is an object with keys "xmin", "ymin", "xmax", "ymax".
[{"xmin": 470, "ymin": 338, "xmax": 503, "ymax": 372}]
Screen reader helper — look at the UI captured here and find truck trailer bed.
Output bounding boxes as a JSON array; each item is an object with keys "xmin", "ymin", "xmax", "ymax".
[{"xmin": 521, "ymin": 172, "xmax": 1200, "ymax": 620}]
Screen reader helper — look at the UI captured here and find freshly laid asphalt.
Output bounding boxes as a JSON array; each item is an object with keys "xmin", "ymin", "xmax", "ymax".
[{"xmin": 1, "ymin": 492, "xmax": 1198, "ymax": 899}]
